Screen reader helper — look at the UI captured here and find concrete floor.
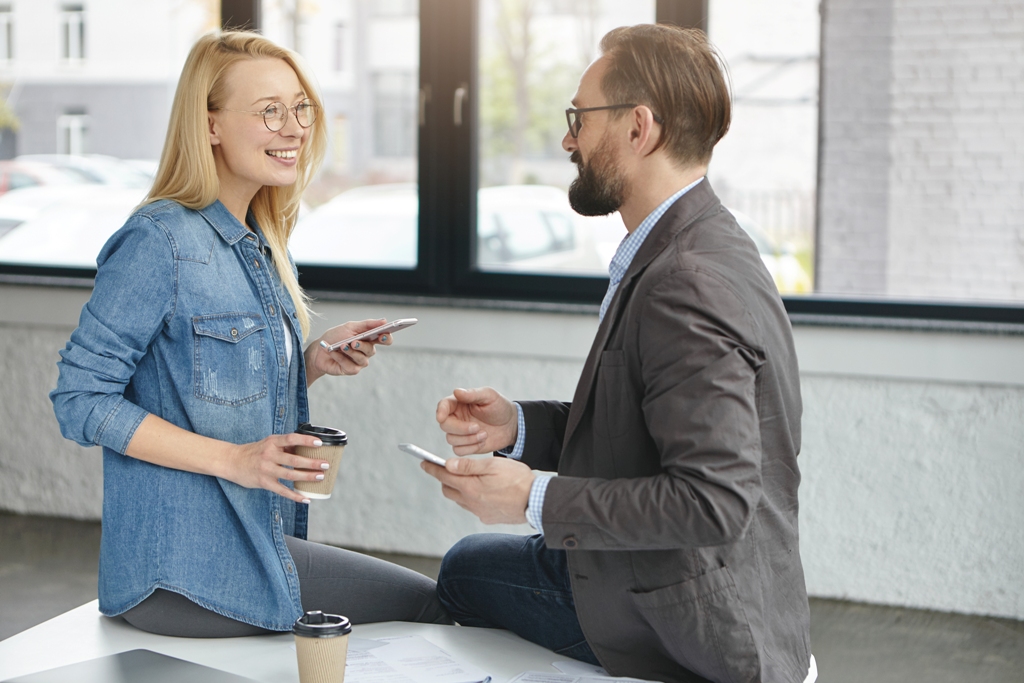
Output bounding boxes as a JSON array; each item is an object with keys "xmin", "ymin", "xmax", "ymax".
[{"xmin": 2, "ymin": 512, "xmax": 1022, "ymax": 682}]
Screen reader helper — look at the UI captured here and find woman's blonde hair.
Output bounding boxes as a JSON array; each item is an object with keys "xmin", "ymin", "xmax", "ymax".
[{"xmin": 146, "ymin": 30, "xmax": 327, "ymax": 339}]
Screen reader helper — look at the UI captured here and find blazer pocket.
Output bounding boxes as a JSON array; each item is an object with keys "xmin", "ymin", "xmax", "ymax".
[
  {"xmin": 631, "ymin": 566, "xmax": 760, "ymax": 683},
  {"xmin": 594, "ymin": 349, "xmax": 634, "ymax": 438},
  {"xmin": 193, "ymin": 313, "xmax": 269, "ymax": 406}
]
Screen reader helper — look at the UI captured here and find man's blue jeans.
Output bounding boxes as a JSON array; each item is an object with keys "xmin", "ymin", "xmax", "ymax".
[{"xmin": 436, "ymin": 533, "xmax": 600, "ymax": 665}]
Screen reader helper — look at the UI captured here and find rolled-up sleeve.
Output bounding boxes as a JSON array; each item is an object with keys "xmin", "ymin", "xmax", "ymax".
[{"xmin": 50, "ymin": 215, "xmax": 175, "ymax": 453}]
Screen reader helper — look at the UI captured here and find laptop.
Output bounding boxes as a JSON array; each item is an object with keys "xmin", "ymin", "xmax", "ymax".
[{"xmin": 0, "ymin": 649, "xmax": 262, "ymax": 683}]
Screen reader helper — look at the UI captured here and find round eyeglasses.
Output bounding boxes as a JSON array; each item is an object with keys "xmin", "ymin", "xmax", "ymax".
[{"xmin": 213, "ymin": 98, "xmax": 319, "ymax": 132}]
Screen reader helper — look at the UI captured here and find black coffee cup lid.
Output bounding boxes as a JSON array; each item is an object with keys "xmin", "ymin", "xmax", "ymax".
[
  {"xmin": 292, "ymin": 610, "xmax": 352, "ymax": 638},
  {"xmin": 297, "ymin": 423, "xmax": 348, "ymax": 445}
]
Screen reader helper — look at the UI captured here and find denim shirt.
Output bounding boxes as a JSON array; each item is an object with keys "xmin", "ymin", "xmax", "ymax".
[{"xmin": 50, "ymin": 199, "xmax": 311, "ymax": 631}]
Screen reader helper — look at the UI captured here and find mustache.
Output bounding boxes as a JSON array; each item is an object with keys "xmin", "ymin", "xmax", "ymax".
[{"xmin": 570, "ymin": 150, "xmax": 583, "ymax": 167}]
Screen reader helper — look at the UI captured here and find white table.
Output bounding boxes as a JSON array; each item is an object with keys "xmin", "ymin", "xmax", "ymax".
[{"xmin": 0, "ymin": 601, "xmax": 576, "ymax": 682}]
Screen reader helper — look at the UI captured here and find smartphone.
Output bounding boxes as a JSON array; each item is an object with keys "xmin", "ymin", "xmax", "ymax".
[
  {"xmin": 319, "ymin": 318, "xmax": 418, "ymax": 353},
  {"xmin": 398, "ymin": 443, "xmax": 447, "ymax": 467}
]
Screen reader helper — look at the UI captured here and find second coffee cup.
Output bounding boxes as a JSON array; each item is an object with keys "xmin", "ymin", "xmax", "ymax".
[
  {"xmin": 293, "ymin": 610, "xmax": 351, "ymax": 683},
  {"xmin": 293, "ymin": 423, "xmax": 347, "ymax": 499}
]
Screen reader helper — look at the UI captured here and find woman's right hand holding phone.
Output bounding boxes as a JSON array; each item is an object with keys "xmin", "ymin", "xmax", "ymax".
[{"xmin": 304, "ymin": 318, "xmax": 393, "ymax": 386}]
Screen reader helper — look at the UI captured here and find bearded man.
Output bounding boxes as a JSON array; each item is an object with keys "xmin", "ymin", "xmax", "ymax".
[{"xmin": 422, "ymin": 24, "xmax": 815, "ymax": 683}]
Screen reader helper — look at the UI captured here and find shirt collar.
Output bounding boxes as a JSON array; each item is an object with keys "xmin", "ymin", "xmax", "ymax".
[
  {"xmin": 606, "ymin": 176, "xmax": 704, "ymax": 285},
  {"xmin": 197, "ymin": 200, "xmax": 253, "ymax": 246}
]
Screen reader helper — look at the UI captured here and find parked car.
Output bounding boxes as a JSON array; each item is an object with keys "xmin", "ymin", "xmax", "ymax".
[
  {"xmin": 16, "ymin": 154, "xmax": 153, "ymax": 189},
  {"xmin": 290, "ymin": 183, "xmax": 605, "ymax": 274},
  {"xmin": 0, "ymin": 185, "xmax": 145, "ymax": 267},
  {"xmin": 290, "ymin": 184, "xmax": 420, "ymax": 268},
  {"xmin": 0, "ymin": 160, "xmax": 91, "ymax": 197}
]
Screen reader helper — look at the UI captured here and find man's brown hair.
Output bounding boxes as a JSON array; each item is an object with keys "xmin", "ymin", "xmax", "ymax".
[{"xmin": 599, "ymin": 24, "xmax": 731, "ymax": 166}]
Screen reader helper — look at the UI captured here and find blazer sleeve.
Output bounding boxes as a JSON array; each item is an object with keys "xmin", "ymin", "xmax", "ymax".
[
  {"xmin": 49, "ymin": 214, "xmax": 176, "ymax": 454},
  {"xmin": 541, "ymin": 267, "xmax": 766, "ymax": 551},
  {"xmin": 516, "ymin": 400, "xmax": 571, "ymax": 472}
]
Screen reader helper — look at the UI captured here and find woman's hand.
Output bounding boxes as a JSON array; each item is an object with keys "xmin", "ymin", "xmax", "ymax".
[
  {"xmin": 228, "ymin": 432, "xmax": 330, "ymax": 503},
  {"xmin": 304, "ymin": 318, "xmax": 394, "ymax": 386}
]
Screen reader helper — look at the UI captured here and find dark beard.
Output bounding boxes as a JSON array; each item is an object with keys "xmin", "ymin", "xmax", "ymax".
[{"xmin": 567, "ymin": 143, "xmax": 626, "ymax": 216}]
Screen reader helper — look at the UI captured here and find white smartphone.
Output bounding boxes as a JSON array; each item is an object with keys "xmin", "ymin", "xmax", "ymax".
[
  {"xmin": 398, "ymin": 443, "xmax": 447, "ymax": 467},
  {"xmin": 319, "ymin": 318, "xmax": 418, "ymax": 353}
]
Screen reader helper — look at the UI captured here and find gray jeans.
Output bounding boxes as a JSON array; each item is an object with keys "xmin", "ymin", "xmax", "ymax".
[{"xmin": 121, "ymin": 535, "xmax": 452, "ymax": 637}]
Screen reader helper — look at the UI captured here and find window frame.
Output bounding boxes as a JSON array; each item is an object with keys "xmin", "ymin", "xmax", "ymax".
[{"xmin": 1, "ymin": 0, "xmax": 1022, "ymax": 327}]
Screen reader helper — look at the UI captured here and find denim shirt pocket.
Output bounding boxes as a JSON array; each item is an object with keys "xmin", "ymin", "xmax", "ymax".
[{"xmin": 193, "ymin": 313, "xmax": 269, "ymax": 406}]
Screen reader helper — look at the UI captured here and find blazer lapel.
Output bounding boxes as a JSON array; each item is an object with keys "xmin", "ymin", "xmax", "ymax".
[{"xmin": 561, "ymin": 180, "xmax": 722, "ymax": 450}]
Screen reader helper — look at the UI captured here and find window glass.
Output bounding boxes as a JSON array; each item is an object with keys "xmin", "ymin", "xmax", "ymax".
[
  {"xmin": 475, "ymin": 0, "xmax": 656, "ymax": 277},
  {"xmin": 0, "ymin": 2, "xmax": 422, "ymax": 272},
  {"xmin": 289, "ymin": 1, "xmax": 420, "ymax": 270},
  {"xmin": 707, "ymin": 0, "xmax": 819, "ymax": 295}
]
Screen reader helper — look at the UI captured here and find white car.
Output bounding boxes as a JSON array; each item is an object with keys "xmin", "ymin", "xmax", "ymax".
[
  {"xmin": 0, "ymin": 185, "xmax": 147, "ymax": 268},
  {"xmin": 290, "ymin": 183, "xmax": 607, "ymax": 274},
  {"xmin": 16, "ymin": 154, "xmax": 153, "ymax": 189},
  {"xmin": 290, "ymin": 184, "xmax": 420, "ymax": 268}
]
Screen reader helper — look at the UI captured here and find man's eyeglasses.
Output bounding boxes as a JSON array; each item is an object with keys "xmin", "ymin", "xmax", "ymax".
[
  {"xmin": 213, "ymin": 98, "xmax": 319, "ymax": 132},
  {"xmin": 565, "ymin": 104, "xmax": 664, "ymax": 138}
]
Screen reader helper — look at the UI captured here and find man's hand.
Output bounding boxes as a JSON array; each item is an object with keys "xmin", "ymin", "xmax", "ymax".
[
  {"xmin": 421, "ymin": 456, "xmax": 535, "ymax": 525},
  {"xmin": 436, "ymin": 387, "xmax": 518, "ymax": 455}
]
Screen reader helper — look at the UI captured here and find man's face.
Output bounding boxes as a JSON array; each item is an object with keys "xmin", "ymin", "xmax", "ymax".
[{"xmin": 563, "ymin": 57, "xmax": 628, "ymax": 217}]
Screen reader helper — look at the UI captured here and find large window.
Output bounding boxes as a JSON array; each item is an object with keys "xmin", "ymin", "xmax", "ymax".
[
  {"xmin": 475, "ymin": 0, "xmax": 655, "ymax": 277},
  {"xmin": 0, "ymin": 0, "xmax": 1021, "ymax": 326}
]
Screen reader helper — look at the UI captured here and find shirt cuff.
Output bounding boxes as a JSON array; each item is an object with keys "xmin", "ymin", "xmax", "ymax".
[
  {"xmin": 89, "ymin": 394, "xmax": 151, "ymax": 455},
  {"xmin": 496, "ymin": 402, "xmax": 527, "ymax": 460},
  {"xmin": 525, "ymin": 473, "xmax": 552, "ymax": 534}
]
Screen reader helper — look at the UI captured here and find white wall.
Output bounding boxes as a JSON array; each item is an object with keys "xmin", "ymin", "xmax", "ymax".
[{"xmin": 0, "ymin": 283, "xmax": 1021, "ymax": 620}]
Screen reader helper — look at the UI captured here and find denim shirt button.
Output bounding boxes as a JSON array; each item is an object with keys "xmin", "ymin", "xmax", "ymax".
[
  {"xmin": 254, "ymin": 259, "xmax": 260, "ymax": 268},
  {"xmin": 278, "ymin": 407, "xmax": 285, "ymax": 417},
  {"xmin": 274, "ymin": 511, "xmax": 280, "ymax": 524},
  {"xmin": 286, "ymin": 563, "xmax": 294, "ymax": 574},
  {"xmin": 269, "ymin": 305, "xmax": 276, "ymax": 316}
]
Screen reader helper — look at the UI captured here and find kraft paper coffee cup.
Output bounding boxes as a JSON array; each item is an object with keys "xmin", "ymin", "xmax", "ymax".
[
  {"xmin": 293, "ymin": 610, "xmax": 352, "ymax": 683},
  {"xmin": 294, "ymin": 423, "xmax": 348, "ymax": 500}
]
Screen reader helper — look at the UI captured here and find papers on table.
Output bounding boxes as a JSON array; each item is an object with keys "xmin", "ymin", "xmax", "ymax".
[
  {"xmin": 508, "ymin": 670, "xmax": 656, "ymax": 683},
  {"xmin": 345, "ymin": 635, "xmax": 491, "ymax": 683},
  {"xmin": 552, "ymin": 660, "xmax": 609, "ymax": 676}
]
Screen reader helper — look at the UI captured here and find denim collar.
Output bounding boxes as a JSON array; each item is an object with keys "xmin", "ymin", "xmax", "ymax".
[{"xmin": 197, "ymin": 200, "xmax": 253, "ymax": 246}]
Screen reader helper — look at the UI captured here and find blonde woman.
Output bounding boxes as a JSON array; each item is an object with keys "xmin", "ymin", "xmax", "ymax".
[{"xmin": 50, "ymin": 31, "xmax": 449, "ymax": 637}]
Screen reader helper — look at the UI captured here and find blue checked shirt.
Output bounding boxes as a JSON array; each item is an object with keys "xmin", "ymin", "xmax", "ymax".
[{"xmin": 505, "ymin": 178, "xmax": 704, "ymax": 534}]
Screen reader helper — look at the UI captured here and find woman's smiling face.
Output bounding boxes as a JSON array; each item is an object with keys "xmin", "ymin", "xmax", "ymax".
[{"xmin": 208, "ymin": 57, "xmax": 308, "ymax": 212}]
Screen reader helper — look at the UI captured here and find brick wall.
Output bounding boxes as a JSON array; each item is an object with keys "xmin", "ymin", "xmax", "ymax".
[
  {"xmin": 887, "ymin": 0, "xmax": 1024, "ymax": 300},
  {"xmin": 818, "ymin": 0, "xmax": 1024, "ymax": 301},
  {"xmin": 817, "ymin": 0, "xmax": 894, "ymax": 295}
]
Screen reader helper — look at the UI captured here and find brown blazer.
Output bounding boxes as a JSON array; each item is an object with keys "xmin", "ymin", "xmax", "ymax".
[{"xmin": 518, "ymin": 180, "xmax": 811, "ymax": 683}]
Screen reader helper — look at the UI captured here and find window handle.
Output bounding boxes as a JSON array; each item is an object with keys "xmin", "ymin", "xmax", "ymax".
[
  {"xmin": 453, "ymin": 83, "xmax": 468, "ymax": 126},
  {"xmin": 418, "ymin": 84, "xmax": 431, "ymax": 127}
]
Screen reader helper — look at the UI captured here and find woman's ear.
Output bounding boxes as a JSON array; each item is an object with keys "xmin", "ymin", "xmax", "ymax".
[{"xmin": 208, "ymin": 113, "xmax": 221, "ymax": 147}]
